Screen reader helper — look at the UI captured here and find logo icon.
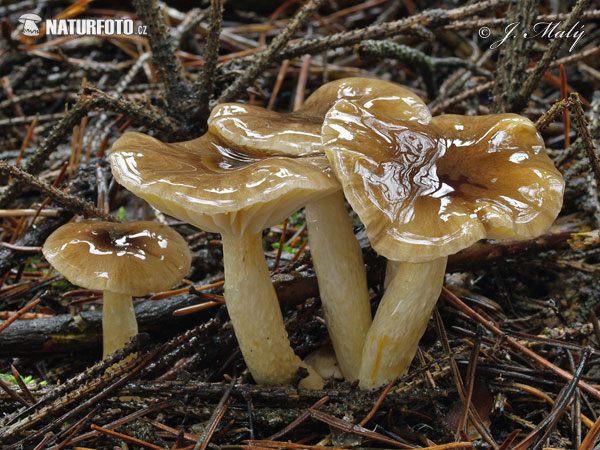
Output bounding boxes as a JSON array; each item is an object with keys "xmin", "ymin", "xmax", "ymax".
[{"xmin": 19, "ymin": 13, "xmax": 42, "ymax": 36}]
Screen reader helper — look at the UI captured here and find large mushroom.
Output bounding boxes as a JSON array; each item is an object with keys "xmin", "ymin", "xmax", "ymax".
[
  {"xmin": 321, "ymin": 99, "xmax": 565, "ymax": 389},
  {"xmin": 42, "ymin": 221, "xmax": 191, "ymax": 358},
  {"xmin": 207, "ymin": 77, "xmax": 431, "ymax": 381},
  {"xmin": 109, "ymin": 132, "xmax": 339, "ymax": 387}
]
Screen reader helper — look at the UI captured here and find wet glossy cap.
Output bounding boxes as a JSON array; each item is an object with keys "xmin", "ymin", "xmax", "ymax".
[
  {"xmin": 208, "ymin": 77, "xmax": 431, "ymax": 156},
  {"xmin": 322, "ymin": 100, "xmax": 565, "ymax": 262},
  {"xmin": 43, "ymin": 221, "xmax": 191, "ymax": 296},
  {"xmin": 109, "ymin": 132, "xmax": 339, "ymax": 236}
]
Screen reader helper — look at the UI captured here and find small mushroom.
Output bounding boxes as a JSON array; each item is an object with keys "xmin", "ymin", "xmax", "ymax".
[
  {"xmin": 304, "ymin": 347, "xmax": 344, "ymax": 381},
  {"xmin": 18, "ymin": 13, "xmax": 42, "ymax": 36},
  {"xmin": 109, "ymin": 132, "xmax": 339, "ymax": 387},
  {"xmin": 42, "ymin": 221, "xmax": 191, "ymax": 358},
  {"xmin": 322, "ymin": 99, "xmax": 564, "ymax": 389},
  {"xmin": 207, "ymin": 77, "xmax": 430, "ymax": 381}
]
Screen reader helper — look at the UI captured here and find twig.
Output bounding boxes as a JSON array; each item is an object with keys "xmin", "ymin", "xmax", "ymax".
[
  {"xmin": 277, "ymin": 0, "xmax": 512, "ymax": 60},
  {"xmin": 132, "ymin": 0, "xmax": 198, "ymax": 123},
  {"xmin": 0, "ymin": 209, "xmax": 60, "ymax": 217},
  {"xmin": 0, "ymin": 377, "xmax": 29, "ymax": 407},
  {"xmin": 273, "ymin": 219, "xmax": 288, "ymax": 270},
  {"xmin": 91, "ymin": 424, "xmax": 166, "ymax": 450},
  {"xmin": 431, "ymin": 45, "xmax": 600, "ymax": 114},
  {"xmin": 455, "ymin": 326, "xmax": 482, "ymax": 439},
  {"xmin": 433, "ymin": 309, "xmax": 497, "ymax": 448},
  {"xmin": 443, "ymin": 10, "xmax": 600, "ymax": 31},
  {"xmin": 196, "ymin": 0, "xmax": 223, "ymax": 120},
  {"xmin": 8, "ymin": 345, "xmax": 162, "ymax": 449},
  {"xmin": 535, "ymin": 96, "xmax": 577, "ymax": 132},
  {"xmin": 560, "ymin": 65, "xmax": 571, "ymax": 148},
  {"xmin": 497, "ymin": 429, "xmax": 521, "ymax": 450},
  {"xmin": 307, "ymin": 408, "xmax": 412, "ymax": 448},
  {"xmin": 512, "ymin": 348, "xmax": 590, "ymax": 450},
  {"xmin": 569, "ymin": 92, "xmax": 600, "ymax": 187},
  {"xmin": 83, "ymin": 86, "xmax": 181, "ymax": 136},
  {"xmin": 266, "ymin": 396, "xmax": 329, "ymax": 441},
  {"xmin": 358, "ymin": 377, "xmax": 398, "ymax": 426},
  {"xmin": 442, "ymin": 288, "xmax": 600, "ymax": 400},
  {"xmin": 509, "ymin": 382, "xmax": 593, "ymax": 428},
  {"xmin": 217, "ymin": 0, "xmax": 325, "ymax": 103},
  {"xmin": 51, "ymin": 406, "xmax": 100, "ymax": 450},
  {"xmin": 516, "ymin": 0, "xmax": 592, "ymax": 112},
  {"xmin": 447, "ymin": 224, "xmax": 575, "ymax": 271},
  {"xmin": 492, "ymin": 0, "xmax": 536, "ymax": 113},
  {"xmin": 48, "ymin": 401, "xmax": 170, "ymax": 450},
  {"xmin": 0, "ymin": 294, "xmax": 43, "ymax": 334},
  {"xmin": 10, "ymin": 365, "xmax": 36, "ymax": 405},
  {"xmin": 32, "ymin": 433, "xmax": 53, "ymax": 450},
  {"xmin": 194, "ymin": 376, "xmax": 236, "ymax": 450},
  {"xmin": 87, "ymin": 52, "xmax": 152, "ymax": 155},
  {"xmin": 580, "ymin": 414, "xmax": 600, "ymax": 450},
  {"xmin": 0, "ymin": 162, "xmax": 119, "ymax": 222},
  {"xmin": 357, "ymin": 40, "xmax": 490, "ymax": 100},
  {"xmin": 0, "ymin": 96, "xmax": 92, "ymax": 208}
]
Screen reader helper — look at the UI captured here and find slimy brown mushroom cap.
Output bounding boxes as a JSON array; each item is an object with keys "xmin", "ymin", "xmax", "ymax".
[
  {"xmin": 322, "ymin": 100, "xmax": 565, "ymax": 263},
  {"xmin": 109, "ymin": 132, "xmax": 339, "ymax": 236},
  {"xmin": 43, "ymin": 220, "xmax": 191, "ymax": 358},
  {"xmin": 42, "ymin": 221, "xmax": 191, "ymax": 296},
  {"xmin": 208, "ymin": 77, "xmax": 431, "ymax": 156}
]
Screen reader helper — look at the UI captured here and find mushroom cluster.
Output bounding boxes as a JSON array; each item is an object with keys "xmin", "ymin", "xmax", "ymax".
[
  {"xmin": 109, "ymin": 132, "xmax": 337, "ymax": 388},
  {"xmin": 104, "ymin": 77, "xmax": 564, "ymax": 390}
]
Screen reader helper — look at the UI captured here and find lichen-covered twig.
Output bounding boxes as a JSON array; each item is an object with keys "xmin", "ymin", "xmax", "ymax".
[
  {"xmin": 492, "ymin": 0, "xmax": 536, "ymax": 113},
  {"xmin": 0, "ymin": 161, "xmax": 118, "ymax": 222},
  {"xmin": 535, "ymin": 97, "xmax": 577, "ymax": 132},
  {"xmin": 196, "ymin": 0, "xmax": 223, "ymax": 121},
  {"xmin": 0, "ymin": 95, "xmax": 92, "ymax": 208},
  {"xmin": 87, "ymin": 52, "xmax": 152, "ymax": 152},
  {"xmin": 560, "ymin": 93, "xmax": 600, "ymax": 169},
  {"xmin": 431, "ymin": 45, "xmax": 600, "ymax": 115},
  {"xmin": 569, "ymin": 92, "xmax": 600, "ymax": 187},
  {"xmin": 278, "ymin": 0, "xmax": 512, "ymax": 60},
  {"xmin": 173, "ymin": 8, "xmax": 206, "ymax": 45},
  {"xmin": 132, "ymin": 0, "xmax": 198, "ymax": 125},
  {"xmin": 82, "ymin": 86, "xmax": 180, "ymax": 137},
  {"xmin": 217, "ymin": 0, "xmax": 325, "ymax": 104},
  {"xmin": 357, "ymin": 40, "xmax": 491, "ymax": 100},
  {"xmin": 0, "ymin": 86, "xmax": 180, "ymax": 209}
]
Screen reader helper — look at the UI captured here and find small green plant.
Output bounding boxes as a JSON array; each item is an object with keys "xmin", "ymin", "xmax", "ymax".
[
  {"xmin": 117, "ymin": 206, "xmax": 128, "ymax": 222},
  {"xmin": 0, "ymin": 373, "xmax": 47, "ymax": 386},
  {"xmin": 51, "ymin": 278, "xmax": 70, "ymax": 291},
  {"xmin": 271, "ymin": 242, "xmax": 298, "ymax": 254}
]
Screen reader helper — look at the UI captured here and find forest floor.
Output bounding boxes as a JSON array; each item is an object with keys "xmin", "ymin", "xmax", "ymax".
[{"xmin": 0, "ymin": 0, "xmax": 600, "ymax": 449}]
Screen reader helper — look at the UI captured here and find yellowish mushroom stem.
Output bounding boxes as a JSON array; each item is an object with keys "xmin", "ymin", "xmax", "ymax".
[
  {"xmin": 222, "ymin": 231, "xmax": 323, "ymax": 388},
  {"xmin": 102, "ymin": 291, "xmax": 139, "ymax": 359},
  {"xmin": 384, "ymin": 260, "xmax": 401, "ymax": 291},
  {"xmin": 358, "ymin": 257, "xmax": 447, "ymax": 390},
  {"xmin": 305, "ymin": 191, "xmax": 372, "ymax": 382}
]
